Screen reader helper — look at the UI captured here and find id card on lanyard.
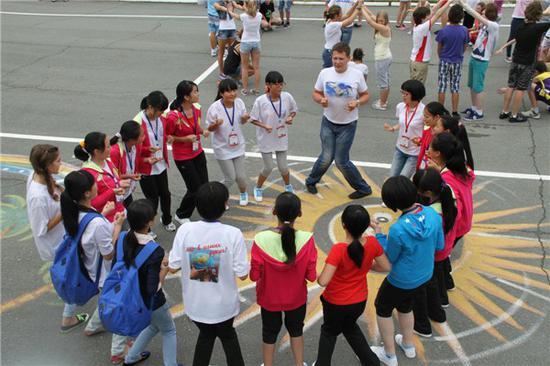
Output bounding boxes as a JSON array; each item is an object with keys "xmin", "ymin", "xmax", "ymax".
[
  {"xmin": 222, "ymin": 100, "xmax": 239, "ymax": 147},
  {"xmin": 269, "ymin": 96, "xmax": 287, "ymax": 139},
  {"xmin": 181, "ymin": 109, "xmax": 200, "ymax": 152},
  {"xmin": 124, "ymin": 144, "xmax": 137, "ymax": 196},
  {"xmin": 399, "ymin": 104, "xmax": 418, "ymax": 149},
  {"xmin": 146, "ymin": 114, "xmax": 163, "ymax": 160},
  {"xmin": 103, "ymin": 163, "xmax": 124, "ymax": 203}
]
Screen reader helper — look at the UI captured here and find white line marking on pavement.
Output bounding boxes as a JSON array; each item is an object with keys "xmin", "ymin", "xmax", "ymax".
[
  {"xmin": 0, "ymin": 11, "xmax": 512, "ymax": 27},
  {"xmin": 1, "ymin": 132, "xmax": 548, "ymax": 181},
  {"xmin": 494, "ymin": 278, "xmax": 550, "ymax": 303}
]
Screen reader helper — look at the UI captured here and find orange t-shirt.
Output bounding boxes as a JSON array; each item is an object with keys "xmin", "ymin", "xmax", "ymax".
[{"xmin": 322, "ymin": 237, "xmax": 384, "ymax": 305}]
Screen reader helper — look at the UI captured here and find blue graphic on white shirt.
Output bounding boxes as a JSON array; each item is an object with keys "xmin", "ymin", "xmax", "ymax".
[{"xmin": 325, "ymin": 81, "xmax": 354, "ymax": 97}]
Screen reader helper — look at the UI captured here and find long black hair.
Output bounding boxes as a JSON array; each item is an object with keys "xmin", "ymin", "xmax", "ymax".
[
  {"xmin": 110, "ymin": 121, "xmax": 142, "ymax": 145},
  {"xmin": 425, "ymin": 101, "xmax": 449, "ymax": 118},
  {"xmin": 439, "ymin": 115, "xmax": 475, "ymax": 170},
  {"xmin": 74, "ymin": 132, "xmax": 107, "ymax": 162},
  {"xmin": 341, "ymin": 205, "xmax": 370, "ymax": 268},
  {"xmin": 431, "ymin": 132, "xmax": 469, "ymax": 179},
  {"xmin": 412, "ymin": 168, "xmax": 457, "ymax": 234},
  {"xmin": 215, "ymin": 78, "xmax": 238, "ymax": 101},
  {"xmin": 274, "ymin": 192, "xmax": 301, "ymax": 264},
  {"xmin": 123, "ymin": 199, "xmax": 156, "ymax": 268},
  {"xmin": 60, "ymin": 170, "xmax": 96, "ymax": 237},
  {"xmin": 170, "ymin": 80, "xmax": 197, "ymax": 111},
  {"xmin": 140, "ymin": 90, "xmax": 169, "ymax": 112}
]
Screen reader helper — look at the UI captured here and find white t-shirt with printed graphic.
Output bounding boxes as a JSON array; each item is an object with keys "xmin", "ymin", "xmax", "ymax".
[
  {"xmin": 410, "ymin": 20, "xmax": 433, "ymax": 62},
  {"xmin": 250, "ymin": 92, "xmax": 298, "ymax": 153},
  {"xmin": 206, "ymin": 98, "xmax": 247, "ymax": 160},
  {"xmin": 471, "ymin": 20, "xmax": 499, "ymax": 62},
  {"xmin": 314, "ymin": 66, "xmax": 368, "ymax": 124},
  {"xmin": 168, "ymin": 221, "xmax": 250, "ymax": 324},
  {"xmin": 395, "ymin": 102, "xmax": 425, "ymax": 156}
]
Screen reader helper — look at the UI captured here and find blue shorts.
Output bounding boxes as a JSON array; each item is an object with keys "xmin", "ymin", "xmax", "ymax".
[
  {"xmin": 278, "ymin": 0, "xmax": 292, "ymax": 11},
  {"xmin": 240, "ymin": 41, "xmax": 261, "ymax": 53},
  {"xmin": 217, "ymin": 29, "xmax": 236, "ymax": 40},
  {"xmin": 467, "ymin": 57, "xmax": 489, "ymax": 93},
  {"xmin": 208, "ymin": 15, "xmax": 219, "ymax": 34}
]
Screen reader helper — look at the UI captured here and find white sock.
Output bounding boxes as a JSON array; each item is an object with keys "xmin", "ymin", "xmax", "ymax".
[{"xmin": 532, "ymin": 107, "xmax": 540, "ymax": 113}]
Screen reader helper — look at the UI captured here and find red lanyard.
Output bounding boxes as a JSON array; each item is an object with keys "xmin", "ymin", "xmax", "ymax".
[
  {"xmin": 404, "ymin": 104, "xmax": 419, "ymax": 133},
  {"xmin": 179, "ymin": 108, "xmax": 198, "ymax": 135}
]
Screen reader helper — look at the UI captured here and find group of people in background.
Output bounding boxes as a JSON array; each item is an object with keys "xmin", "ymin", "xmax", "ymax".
[{"xmin": 24, "ymin": 0, "xmax": 549, "ymax": 365}]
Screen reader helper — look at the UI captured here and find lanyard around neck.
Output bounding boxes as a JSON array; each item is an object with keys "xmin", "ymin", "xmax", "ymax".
[
  {"xmin": 404, "ymin": 104, "xmax": 419, "ymax": 133},
  {"xmin": 145, "ymin": 114, "xmax": 160, "ymax": 145},
  {"xmin": 268, "ymin": 95, "xmax": 282, "ymax": 119},
  {"xmin": 221, "ymin": 100, "xmax": 236, "ymax": 128}
]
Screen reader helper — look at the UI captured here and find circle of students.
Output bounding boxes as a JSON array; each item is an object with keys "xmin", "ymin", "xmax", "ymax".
[{"xmin": 26, "ymin": 0, "xmax": 549, "ymax": 365}]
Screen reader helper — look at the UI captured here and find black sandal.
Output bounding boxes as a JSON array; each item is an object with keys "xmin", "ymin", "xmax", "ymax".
[{"xmin": 122, "ymin": 351, "xmax": 151, "ymax": 366}]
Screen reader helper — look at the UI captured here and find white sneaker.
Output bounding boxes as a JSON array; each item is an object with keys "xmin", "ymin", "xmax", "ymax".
[
  {"xmin": 395, "ymin": 334, "xmax": 416, "ymax": 358},
  {"xmin": 174, "ymin": 214, "xmax": 190, "ymax": 225},
  {"xmin": 371, "ymin": 346, "xmax": 398, "ymax": 366},
  {"xmin": 372, "ymin": 99, "xmax": 388, "ymax": 111},
  {"xmin": 239, "ymin": 192, "xmax": 249, "ymax": 206},
  {"xmin": 163, "ymin": 222, "xmax": 177, "ymax": 232},
  {"xmin": 523, "ymin": 109, "xmax": 541, "ymax": 119},
  {"xmin": 285, "ymin": 184, "xmax": 294, "ymax": 193},
  {"xmin": 210, "ymin": 48, "xmax": 217, "ymax": 57},
  {"xmin": 254, "ymin": 187, "xmax": 263, "ymax": 202}
]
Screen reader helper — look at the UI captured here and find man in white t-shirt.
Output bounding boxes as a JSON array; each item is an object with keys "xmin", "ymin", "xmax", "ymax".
[{"xmin": 306, "ymin": 42, "xmax": 372, "ymax": 199}]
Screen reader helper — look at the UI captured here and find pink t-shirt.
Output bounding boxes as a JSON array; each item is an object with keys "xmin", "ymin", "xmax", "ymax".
[{"xmin": 512, "ymin": 0, "xmax": 533, "ymax": 19}]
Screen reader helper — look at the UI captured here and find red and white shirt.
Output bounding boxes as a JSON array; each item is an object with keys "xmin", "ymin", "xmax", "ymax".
[{"xmin": 410, "ymin": 20, "xmax": 433, "ymax": 63}]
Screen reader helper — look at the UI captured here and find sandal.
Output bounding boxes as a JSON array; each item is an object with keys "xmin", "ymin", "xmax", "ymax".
[
  {"xmin": 122, "ymin": 351, "xmax": 151, "ymax": 366},
  {"xmin": 60, "ymin": 313, "xmax": 89, "ymax": 333}
]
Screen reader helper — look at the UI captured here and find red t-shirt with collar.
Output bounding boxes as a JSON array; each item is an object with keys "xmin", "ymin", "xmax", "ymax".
[
  {"xmin": 322, "ymin": 237, "xmax": 384, "ymax": 305},
  {"xmin": 165, "ymin": 107, "xmax": 204, "ymax": 161}
]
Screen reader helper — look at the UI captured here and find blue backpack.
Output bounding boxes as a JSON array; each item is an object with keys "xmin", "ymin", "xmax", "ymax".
[
  {"xmin": 50, "ymin": 212, "xmax": 103, "ymax": 306},
  {"xmin": 98, "ymin": 231, "xmax": 159, "ymax": 337}
]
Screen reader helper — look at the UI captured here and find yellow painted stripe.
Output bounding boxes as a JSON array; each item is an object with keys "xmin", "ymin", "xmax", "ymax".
[{"xmin": 0, "ymin": 284, "xmax": 53, "ymax": 314}]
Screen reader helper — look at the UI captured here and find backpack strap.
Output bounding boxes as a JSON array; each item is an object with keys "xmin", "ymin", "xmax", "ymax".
[
  {"xmin": 77, "ymin": 212, "xmax": 104, "ymax": 286},
  {"xmin": 134, "ymin": 241, "xmax": 160, "ymax": 269},
  {"xmin": 116, "ymin": 231, "xmax": 127, "ymax": 263}
]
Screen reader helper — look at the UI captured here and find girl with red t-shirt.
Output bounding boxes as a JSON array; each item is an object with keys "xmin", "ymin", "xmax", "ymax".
[
  {"xmin": 74, "ymin": 132, "xmax": 130, "ymax": 222},
  {"xmin": 414, "ymin": 101, "xmax": 448, "ymax": 171},
  {"xmin": 315, "ymin": 205, "xmax": 391, "ymax": 366},
  {"xmin": 165, "ymin": 81, "xmax": 210, "ymax": 224}
]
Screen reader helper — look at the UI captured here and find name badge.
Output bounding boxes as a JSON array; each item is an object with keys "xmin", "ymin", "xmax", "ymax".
[
  {"xmin": 228, "ymin": 132, "xmax": 239, "ymax": 147},
  {"xmin": 115, "ymin": 194, "xmax": 124, "ymax": 203},
  {"xmin": 276, "ymin": 125, "xmax": 287, "ymax": 138},
  {"xmin": 398, "ymin": 135, "xmax": 410, "ymax": 149},
  {"xmin": 192, "ymin": 139, "xmax": 199, "ymax": 152}
]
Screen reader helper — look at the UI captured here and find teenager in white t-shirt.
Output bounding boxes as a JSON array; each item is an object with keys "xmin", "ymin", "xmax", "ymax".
[
  {"xmin": 348, "ymin": 47, "xmax": 369, "ymax": 83},
  {"xmin": 250, "ymin": 71, "xmax": 298, "ymax": 202},
  {"xmin": 169, "ymin": 182, "xmax": 249, "ymax": 366},
  {"xmin": 229, "ymin": 1, "xmax": 263, "ymax": 95},
  {"xmin": 306, "ymin": 42, "xmax": 373, "ymax": 200},
  {"xmin": 59, "ymin": 170, "xmax": 128, "ymax": 363},
  {"xmin": 323, "ymin": 3, "xmax": 360, "ymax": 68},
  {"xmin": 327, "ymin": 0, "xmax": 359, "ymax": 44},
  {"xmin": 384, "ymin": 80, "xmax": 426, "ymax": 178},
  {"xmin": 26, "ymin": 145, "xmax": 90, "ymax": 332},
  {"xmin": 206, "ymin": 79, "xmax": 251, "ymax": 206}
]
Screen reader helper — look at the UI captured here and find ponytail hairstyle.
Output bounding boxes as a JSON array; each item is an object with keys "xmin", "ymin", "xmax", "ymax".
[
  {"xmin": 412, "ymin": 168, "xmax": 457, "ymax": 234},
  {"xmin": 110, "ymin": 121, "xmax": 142, "ymax": 145},
  {"xmin": 215, "ymin": 78, "xmax": 238, "ymax": 101},
  {"xmin": 60, "ymin": 170, "xmax": 96, "ymax": 237},
  {"xmin": 245, "ymin": 0, "xmax": 257, "ymax": 16},
  {"xmin": 274, "ymin": 192, "xmax": 302, "ymax": 264},
  {"xmin": 341, "ymin": 205, "xmax": 370, "ymax": 268},
  {"xmin": 425, "ymin": 101, "xmax": 449, "ymax": 119},
  {"xmin": 170, "ymin": 80, "xmax": 198, "ymax": 111},
  {"xmin": 352, "ymin": 48, "xmax": 364, "ymax": 62},
  {"xmin": 124, "ymin": 199, "xmax": 156, "ymax": 268},
  {"xmin": 140, "ymin": 90, "xmax": 169, "ymax": 112},
  {"xmin": 430, "ymin": 132, "xmax": 469, "ymax": 179},
  {"xmin": 439, "ymin": 115, "xmax": 475, "ymax": 170},
  {"xmin": 326, "ymin": 5, "xmax": 342, "ymax": 21},
  {"xmin": 74, "ymin": 132, "xmax": 107, "ymax": 162},
  {"xmin": 29, "ymin": 144, "xmax": 61, "ymax": 200}
]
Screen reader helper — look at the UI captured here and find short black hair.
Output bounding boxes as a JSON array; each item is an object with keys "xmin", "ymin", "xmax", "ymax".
[
  {"xmin": 448, "ymin": 4, "xmax": 464, "ymax": 24},
  {"xmin": 265, "ymin": 70, "xmax": 284, "ymax": 84},
  {"xmin": 196, "ymin": 182, "xmax": 229, "ymax": 221},
  {"xmin": 413, "ymin": 7, "xmax": 431, "ymax": 25},
  {"xmin": 401, "ymin": 79, "xmax": 426, "ymax": 101},
  {"xmin": 381, "ymin": 176, "xmax": 418, "ymax": 212},
  {"xmin": 534, "ymin": 61, "xmax": 548, "ymax": 73}
]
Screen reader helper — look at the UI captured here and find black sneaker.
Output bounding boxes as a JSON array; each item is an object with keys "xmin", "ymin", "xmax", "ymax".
[
  {"xmin": 499, "ymin": 111, "xmax": 511, "ymax": 119},
  {"xmin": 348, "ymin": 189, "xmax": 373, "ymax": 199},
  {"xmin": 306, "ymin": 184, "xmax": 318, "ymax": 194},
  {"xmin": 509, "ymin": 114, "xmax": 528, "ymax": 123},
  {"xmin": 452, "ymin": 111, "xmax": 460, "ymax": 119},
  {"xmin": 283, "ymin": 21, "xmax": 289, "ymax": 28}
]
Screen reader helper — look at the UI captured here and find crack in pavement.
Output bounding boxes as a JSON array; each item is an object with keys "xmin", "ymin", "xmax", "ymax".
[
  {"xmin": 101, "ymin": 21, "xmax": 163, "ymax": 48},
  {"xmin": 526, "ymin": 118, "xmax": 550, "ymax": 284},
  {"xmin": 1, "ymin": 45, "xmax": 71, "ymax": 79}
]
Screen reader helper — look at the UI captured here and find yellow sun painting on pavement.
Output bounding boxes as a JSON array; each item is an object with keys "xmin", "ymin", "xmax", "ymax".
[{"xmin": 168, "ymin": 166, "xmax": 549, "ymax": 365}]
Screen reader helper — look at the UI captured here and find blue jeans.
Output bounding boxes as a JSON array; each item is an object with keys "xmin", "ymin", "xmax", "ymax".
[
  {"xmin": 63, "ymin": 303, "xmax": 77, "ymax": 318},
  {"xmin": 322, "ymin": 48, "xmax": 332, "ymax": 68},
  {"xmin": 125, "ymin": 302, "xmax": 177, "ymax": 366},
  {"xmin": 389, "ymin": 148, "xmax": 418, "ymax": 178},
  {"xmin": 340, "ymin": 26, "xmax": 353, "ymax": 45},
  {"xmin": 306, "ymin": 117, "xmax": 371, "ymax": 193}
]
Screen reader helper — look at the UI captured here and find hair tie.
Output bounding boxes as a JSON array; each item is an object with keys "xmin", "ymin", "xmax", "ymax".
[
  {"xmin": 79, "ymin": 140, "xmax": 85, "ymax": 148},
  {"xmin": 284, "ymin": 221, "xmax": 291, "ymax": 224},
  {"xmin": 115, "ymin": 132, "xmax": 121, "ymax": 138}
]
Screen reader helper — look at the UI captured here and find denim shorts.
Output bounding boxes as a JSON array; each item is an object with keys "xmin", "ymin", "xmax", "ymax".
[
  {"xmin": 208, "ymin": 15, "xmax": 219, "ymax": 33},
  {"xmin": 217, "ymin": 29, "xmax": 236, "ymax": 40},
  {"xmin": 240, "ymin": 41, "xmax": 261, "ymax": 53},
  {"xmin": 278, "ymin": 0, "xmax": 292, "ymax": 11}
]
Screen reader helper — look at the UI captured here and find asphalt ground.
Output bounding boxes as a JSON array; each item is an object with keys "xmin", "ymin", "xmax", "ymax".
[{"xmin": 1, "ymin": 1, "xmax": 549, "ymax": 366}]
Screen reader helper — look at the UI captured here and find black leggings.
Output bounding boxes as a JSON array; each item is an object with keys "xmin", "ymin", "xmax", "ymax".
[
  {"xmin": 315, "ymin": 297, "xmax": 380, "ymax": 366},
  {"xmin": 174, "ymin": 152, "xmax": 209, "ymax": 219},
  {"xmin": 192, "ymin": 317, "xmax": 245, "ymax": 366},
  {"xmin": 139, "ymin": 169, "xmax": 172, "ymax": 225},
  {"xmin": 412, "ymin": 261, "xmax": 447, "ymax": 335},
  {"xmin": 261, "ymin": 303, "xmax": 307, "ymax": 344}
]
